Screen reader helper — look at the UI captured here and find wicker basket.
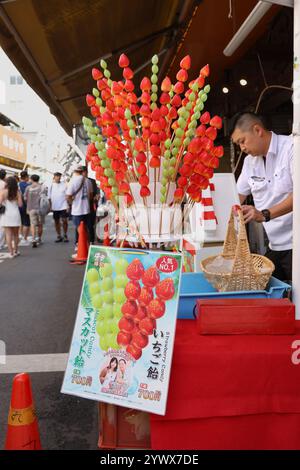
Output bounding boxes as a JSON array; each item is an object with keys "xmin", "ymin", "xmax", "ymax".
[{"xmin": 200, "ymin": 207, "xmax": 275, "ymax": 292}]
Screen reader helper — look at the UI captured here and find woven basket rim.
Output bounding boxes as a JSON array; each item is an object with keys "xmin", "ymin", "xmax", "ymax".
[{"xmin": 200, "ymin": 253, "xmax": 275, "ymax": 277}]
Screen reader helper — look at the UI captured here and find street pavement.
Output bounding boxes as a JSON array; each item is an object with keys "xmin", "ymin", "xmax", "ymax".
[{"xmin": 0, "ymin": 216, "xmax": 99, "ymax": 449}]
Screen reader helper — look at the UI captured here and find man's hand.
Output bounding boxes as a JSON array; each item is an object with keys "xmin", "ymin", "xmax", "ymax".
[{"xmin": 241, "ymin": 205, "xmax": 265, "ymax": 223}]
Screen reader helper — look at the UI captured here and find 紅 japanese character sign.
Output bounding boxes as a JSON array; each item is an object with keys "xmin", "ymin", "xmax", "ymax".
[{"xmin": 61, "ymin": 246, "xmax": 182, "ymax": 415}]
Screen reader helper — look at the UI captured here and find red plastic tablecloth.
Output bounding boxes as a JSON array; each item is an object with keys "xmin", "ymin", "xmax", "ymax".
[{"xmin": 150, "ymin": 320, "xmax": 300, "ymax": 450}]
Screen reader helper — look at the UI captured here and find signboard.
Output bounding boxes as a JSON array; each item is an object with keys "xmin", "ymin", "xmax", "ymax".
[
  {"xmin": 0, "ymin": 124, "xmax": 27, "ymax": 163},
  {"xmin": 61, "ymin": 246, "xmax": 182, "ymax": 415}
]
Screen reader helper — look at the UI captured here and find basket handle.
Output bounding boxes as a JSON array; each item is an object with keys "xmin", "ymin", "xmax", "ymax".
[
  {"xmin": 229, "ymin": 207, "xmax": 258, "ymax": 276},
  {"xmin": 222, "ymin": 206, "xmax": 239, "ymax": 257}
]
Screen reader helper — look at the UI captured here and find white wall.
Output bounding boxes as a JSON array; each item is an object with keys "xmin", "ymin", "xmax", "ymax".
[{"xmin": 0, "ymin": 48, "xmax": 79, "ymax": 179}]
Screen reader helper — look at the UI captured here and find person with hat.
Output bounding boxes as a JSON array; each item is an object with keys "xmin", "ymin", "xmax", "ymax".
[{"xmin": 48, "ymin": 172, "xmax": 69, "ymax": 242}]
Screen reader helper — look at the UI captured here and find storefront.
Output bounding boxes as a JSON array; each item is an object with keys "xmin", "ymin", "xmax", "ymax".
[{"xmin": 0, "ymin": 123, "xmax": 27, "ymax": 174}]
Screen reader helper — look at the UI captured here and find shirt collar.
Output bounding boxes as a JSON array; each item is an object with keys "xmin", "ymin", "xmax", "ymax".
[{"xmin": 266, "ymin": 131, "xmax": 278, "ymax": 157}]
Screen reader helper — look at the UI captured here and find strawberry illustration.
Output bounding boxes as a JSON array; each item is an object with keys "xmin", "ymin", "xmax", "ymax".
[
  {"xmin": 155, "ymin": 279, "xmax": 175, "ymax": 301},
  {"xmin": 147, "ymin": 299, "xmax": 166, "ymax": 319},
  {"xmin": 126, "ymin": 259, "xmax": 145, "ymax": 281},
  {"xmin": 142, "ymin": 266, "xmax": 160, "ymax": 288},
  {"xmin": 121, "ymin": 300, "xmax": 138, "ymax": 318},
  {"xmin": 139, "ymin": 317, "xmax": 156, "ymax": 336},
  {"xmin": 125, "ymin": 281, "xmax": 141, "ymax": 300},
  {"xmin": 118, "ymin": 317, "xmax": 135, "ymax": 333},
  {"xmin": 134, "ymin": 306, "xmax": 147, "ymax": 325},
  {"xmin": 138, "ymin": 287, "xmax": 153, "ymax": 306},
  {"xmin": 131, "ymin": 331, "xmax": 149, "ymax": 349},
  {"xmin": 117, "ymin": 331, "xmax": 132, "ymax": 346},
  {"xmin": 126, "ymin": 344, "xmax": 142, "ymax": 360}
]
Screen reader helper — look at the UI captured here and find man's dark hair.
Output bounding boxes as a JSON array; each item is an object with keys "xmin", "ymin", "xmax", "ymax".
[
  {"xmin": 119, "ymin": 359, "xmax": 126, "ymax": 365},
  {"xmin": 31, "ymin": 174, "xmax": 40, "ymax": 183},
  {"xmin": 20, "ymin": 170, "xmax": 28, "ymax": 179},
  {"xmin": 230, "ymin": 112, "xmax": 268, "ymax": 136},
  {"xmin": 0, "ymin": 169, "xmax": 6, "ymax": 180}
]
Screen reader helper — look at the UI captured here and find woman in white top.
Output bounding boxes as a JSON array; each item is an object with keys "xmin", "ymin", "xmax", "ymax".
[{"xmin": 0, "ymin": 177, "xmax": 22, "ymax": 258}]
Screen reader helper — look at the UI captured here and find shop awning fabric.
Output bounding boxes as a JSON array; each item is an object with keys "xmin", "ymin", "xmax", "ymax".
[{"xmin": 0, "ymin": 0, "xmax": 280, "ymax": 136}]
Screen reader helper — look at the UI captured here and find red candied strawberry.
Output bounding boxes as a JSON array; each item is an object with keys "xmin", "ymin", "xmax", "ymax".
[
  {"xmin": 126, "ymin": 344, "xmax": 142, "ymax": 360},
  {"xmin": 200, "ymin": 112, "xmax": 211, "ymax": 125},
  {"xmin": 174, "ymin": 188, "xmax": 184, "ymax": 201},
  {"xmin": 210, "ymin": 116, "xmax": 222, "ymax": 129},
  {"xmin": 134, "ymin": 306, "xmax": 147, "ymax": 325},
  {"xmin": 123, "ymin": 67, "xmax": 134, "ymax": 80},
  {"xmin": 140, "ymin": 186, "xmax": 151, "ymax": 197},
  {"xmin": 140, "ymin": 77, "xmax": 151, "ymax": 91},
  {"xmin": 174, "ymin": 81, "xmax": 184, "ymax": 94},
  {"xmin": 142, "ymin": 266, "xmax": 160, "ymax": 288},
  {"xmin": 118, "ymin": 317, "xmax": 135, "ymax": 333},
  {"xmin": 131, "ymin": 331, "xmax": 149, "ymax": 349},
  {"xmin": 180, "ymin": 55, "xmax": 191, "ymax": 70},
  {"xmin": 86, "ymin": 94, "xmax": 96, "ymax": 107},
  {"xmin": 147, "ymin": 299, "xmax": 166, "ymax": 319},
  {"xmin": 126, "ymin": 259, "xmax": 145, "ymax": 281},
  {"xmin": 205, "ymin": 126, "xmax": 217, "ymax": 141},
  {"xmin": 155, "ymin": 278, "xmax": 175, "ymax": 301},
  {"xmin": 195, "ymin": 124, "xmax": 206, "ymax": 137},
  {"xmin": 139, "ymin": 317, "xmax": 156, "ymax": 336},
  {"xmin": 200, "ymin": 64, "xmax": 210, "ymax": 78},
  {"xmin": 213, "ymin": 145, "xmax": 224, "ymax": 158},
  {"xmin": 121, "ymin": 300, "xmax": 138, "ymax": 318},
  {"xmin": 118, "ymin": 53, "xmax": 129, "ymax": 68},
  {"xmin": 117, "ymin": 331, "xmax": 132, "ymax": 347},
  {"xmin": 92, "ymin": 68, "xmax": 103, "ymax": 80},
  {"xmin": 138, "ymin": 287, "xmax": 154, "ymax": 306},
  {"xmin": 161, "ymin": 77, "xmax": 172, "ymax": 92},
  {"xmin": 176, "ymin": 69, "xmax": 188, "ymax": 82},
  {"xmin": 125, "ymin": 281, "xmax": 141, "ymax": 300}
]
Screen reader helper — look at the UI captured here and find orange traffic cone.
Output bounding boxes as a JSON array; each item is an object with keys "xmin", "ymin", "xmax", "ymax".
[
  {"xmin": 70, "ymin": 221, "xmax": 89, "ymax": 264},
  {"xmin": 5, "ymin": 373, "xmax": 42, "ymax": 450}
]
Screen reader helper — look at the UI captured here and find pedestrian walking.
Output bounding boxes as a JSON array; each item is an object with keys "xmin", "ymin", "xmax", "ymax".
[
  {"xmin": 0, "ymin": 169, "xmax": 7, "ymax": 249},
  {"xmin": 66, "ymin": 166, "xmax": 92, "ymax": 248},
  {"xmin": 80, "ymin": 165, "xmax": 98, "ymax": 244},
  {"xmin": 24, "ymin": 174, "xmax": 45, "ymax": 248},
  {"xmin": 0, "ymin": 176, "xmax": 22, "ymax": 258},
  {"xmin": 18, "ymin": 170, "xmax": 31, "ymax": 246},
  {"xmin": 48, "ymin": 172, "xmax": 69, "ymax": 242}
]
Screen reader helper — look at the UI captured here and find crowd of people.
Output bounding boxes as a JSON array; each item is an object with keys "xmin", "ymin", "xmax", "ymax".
[{"xmin": 0, "ymin": 165, "xmax": 104, "ymax": 259}]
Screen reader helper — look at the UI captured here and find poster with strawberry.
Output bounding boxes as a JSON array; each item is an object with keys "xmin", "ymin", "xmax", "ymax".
[{"xmin": 61, "ymin": 246, "xmax": 182, "ymax": 415}]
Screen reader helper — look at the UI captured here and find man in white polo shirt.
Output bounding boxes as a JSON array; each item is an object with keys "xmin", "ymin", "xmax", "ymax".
[
  {"xmin": 48, "ymin": 172, "xmax": 69, "ymax": 242},
  {"xmin": 231, "ymin": 112, "xmax": 293, "ymax": 281}
]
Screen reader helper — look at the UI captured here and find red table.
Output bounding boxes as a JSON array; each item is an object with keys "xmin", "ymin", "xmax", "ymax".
[{"xmin": 150, "ymin": 320, "xmax": 300, "ymax": 450}]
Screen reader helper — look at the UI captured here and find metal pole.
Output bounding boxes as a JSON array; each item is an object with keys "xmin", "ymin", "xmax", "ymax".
[{"xmin": 293, "ymin": 0, "xmax": 300, "ymax": 317}]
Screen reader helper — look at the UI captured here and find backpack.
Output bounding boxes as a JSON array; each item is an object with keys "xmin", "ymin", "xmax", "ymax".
[{"xmin": 39, "ymin": 191, "xmax": 50, "ymax": 216}]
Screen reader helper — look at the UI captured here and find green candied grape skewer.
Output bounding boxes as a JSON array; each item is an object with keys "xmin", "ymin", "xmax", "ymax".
[{"xmin": 150, "ymin": 55, "xmax": 159, "ymax": 111}]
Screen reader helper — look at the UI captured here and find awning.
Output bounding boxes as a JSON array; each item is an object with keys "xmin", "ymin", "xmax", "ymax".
[{"xmin": 0, "ymin": 0, "xmax": 281, "ymax": 136}]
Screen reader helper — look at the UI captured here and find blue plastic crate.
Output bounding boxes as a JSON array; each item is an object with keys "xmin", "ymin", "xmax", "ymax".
[{"xmin": 178, "ymin": 272, "xmax": 291, "ymax": 319}]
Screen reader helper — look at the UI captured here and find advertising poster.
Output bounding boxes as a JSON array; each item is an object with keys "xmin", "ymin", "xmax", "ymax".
[{"xmin": 61, "ymin": 246, "xmax": 182, "ymax": 415}]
